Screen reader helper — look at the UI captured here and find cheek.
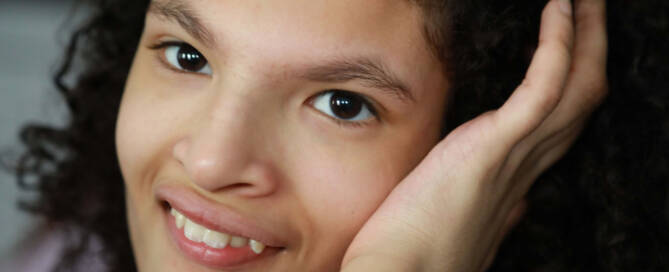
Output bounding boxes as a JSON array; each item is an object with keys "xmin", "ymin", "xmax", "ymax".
[
  {"xmin": 286, "ymin": 133, "xmax": 418, "ymax": 243},
  {"xmin": 116, "ymin": 61, "xmax": 193, "ymax": 270},
  {"xmin": 116, "ymin": 59, "xmax": 188, "ymax": 188},
  {"xmin": 116, "ymin": 59, "xmax": 151, "ymax": 181},
  {"xmin": 302, "ymin": 160, "xmax": 395, "ymax": 228},
  {"xmin": 282, "ymin": 143, "xmax": 401, "ymax": 269},
  {"xmin": 116, "ymin": 61, "xmax": 184, "ymax": 212},
  {"xmin": 116, "ymin": 84, "xmax": 160, "ymax": 189},
  {"xmin": 281, "ymin": 98, "xmax": 444, "ymax": 252}
]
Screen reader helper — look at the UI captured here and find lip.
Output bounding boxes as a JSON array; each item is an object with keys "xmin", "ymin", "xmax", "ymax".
[
  {"xmin": 156, "ymin": 185, "xmax": 287, "ymax": 268},
  {"xmin": 165, "ymin": 212, "xmax": 282, "ymax": 268}
]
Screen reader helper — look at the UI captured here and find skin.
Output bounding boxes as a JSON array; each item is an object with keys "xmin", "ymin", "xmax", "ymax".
[
  {"xmin": 117, "ymin": 0, "xmax": 607, "ymax": 270},
  {"xmin": 342, "ymin": 0, "xmax": 608, "ymax": 271},
  {"xmin": 116, "ymin": 0, "xmax": 448, "ymax": 271}
]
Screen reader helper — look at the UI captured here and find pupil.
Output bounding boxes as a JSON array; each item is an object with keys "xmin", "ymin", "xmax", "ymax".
[
  {"xmin": 177, "ymin": 44, "xmax": 206, "ymax": 71},
  {"xmin": 330, "ymin": 91, "xmax": 362, "ymax": 120}
]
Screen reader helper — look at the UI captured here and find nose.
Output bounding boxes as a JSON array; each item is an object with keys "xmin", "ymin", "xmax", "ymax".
[{"xmin": 172, "ymin": 98, "xmax": 279, "ymax": 198}]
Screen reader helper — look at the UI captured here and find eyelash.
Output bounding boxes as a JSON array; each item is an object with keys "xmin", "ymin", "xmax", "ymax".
[
  {"xmin": 331, "ymin": 115, "xmax": 376, "ymax": 128},
  {"xmin": 147, "ymin": 40, "xmax": 211, "ymax": 75},
  {"xmin": 309, "ymin": 90, "xmax": 379, "ymax": 128},
  {"xmin": 147, "ymin": 40, "xmax": 379, "ymax": 128},
  {"xmin": 148, "ymin": 40, "xmax": 183, "ymax": 50}
]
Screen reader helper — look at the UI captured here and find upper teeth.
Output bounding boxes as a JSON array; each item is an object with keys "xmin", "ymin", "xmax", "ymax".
[{"xmin": 170, "ymin": 208, "xmax": 266, "ymax": 254}]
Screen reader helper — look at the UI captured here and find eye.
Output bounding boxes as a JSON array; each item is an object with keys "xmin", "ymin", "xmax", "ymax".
[
  {"xmin": 163, "ymin": 42, "xmax": 212, "ymax": 75},
  {"xmin": 312, "ymin": 90, "xmax": 376, "ymax": 122}
]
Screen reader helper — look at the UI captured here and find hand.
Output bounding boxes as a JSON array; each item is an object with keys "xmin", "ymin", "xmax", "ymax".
[{"xmin": 341, "ymin": 0, "xmax": 608, "ymax": 271}]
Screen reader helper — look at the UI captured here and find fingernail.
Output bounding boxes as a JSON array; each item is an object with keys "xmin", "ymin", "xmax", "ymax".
[{"xmin": 558, "ymin": 0, "xmax": 572, "ymax": 16}]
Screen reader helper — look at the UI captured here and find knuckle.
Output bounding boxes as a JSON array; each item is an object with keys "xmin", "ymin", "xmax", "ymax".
[
  {"xmin": 574, "ymin": 2, "xmax": 600, "ymax": 26},
  {"xmin": 554, "ymin": 41, "xmax": 573, "ymax": 63},
  {"xmin": 517, "ymin": 78, "xmax": 534, "ymax": 92},
  {"xmin": 515, "ymin": 80, "xmax": 562, "ymax": 125},
  {"xmin": 574, "ymin": 0, "xmax": 606, "ymax": 25},
  {"xmin": 537, "ymin": 89, "xmax": 562, "ymax": 115},
  {"xmin": 539, "ymin": 32, "xmax": 574, "ymax": 59},
  {"xmin": 581, "ymin": 74, "xmax": 609, "ymax": 106}
]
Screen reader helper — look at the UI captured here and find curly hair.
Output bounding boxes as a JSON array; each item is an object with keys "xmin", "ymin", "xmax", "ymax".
[{"xmin": 8, "ymin": 0, "xmax": 669, "ymax": 271}]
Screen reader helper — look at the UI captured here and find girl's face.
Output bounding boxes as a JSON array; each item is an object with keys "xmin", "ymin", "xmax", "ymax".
[{"xmin": 116, "ymin": 0, "xmax": 448, "ymax": 271}]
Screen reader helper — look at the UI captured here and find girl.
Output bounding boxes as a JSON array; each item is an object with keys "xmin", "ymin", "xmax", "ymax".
[{"xmin": 9, "ymin": 0, "xmax": 669, "ymax": 271}]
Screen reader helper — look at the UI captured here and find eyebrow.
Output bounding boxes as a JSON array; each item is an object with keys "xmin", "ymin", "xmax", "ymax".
[
  {"xmin": 298, "ymin": 58, "xmax": 415, "ymax": 103},
  {"xmin": 148, "ymin": 0, "xmax": 415, "ymax": 103},
  {"xmin": 148, "ymin": 0, "xmax": 216, "ymax": 48}
]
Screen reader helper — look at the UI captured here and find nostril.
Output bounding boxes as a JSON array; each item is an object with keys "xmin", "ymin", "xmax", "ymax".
[{"xmin": 175, "ymin": 133, "xmax": 278, "ymax": 195}]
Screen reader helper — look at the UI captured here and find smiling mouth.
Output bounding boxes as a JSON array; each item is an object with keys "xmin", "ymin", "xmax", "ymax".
[
  {"xmin": 161, "ymin": 201, "xmax": 284, "ymax": 269},
  {"xmin": 170, "ymin": 207, "xmax": 267, "ymax": 254}
]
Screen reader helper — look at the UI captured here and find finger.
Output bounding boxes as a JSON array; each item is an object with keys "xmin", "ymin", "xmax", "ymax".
[
  {"xmin": 499, "ymin": 0, "xmax": 607, "ymax": 192},
  {"xmin": 488, "ymin": 0, "xmax": 578, "ymax": 184},
  {"xmin": 495, "ymin": 0, "xmax": 575, "ymax": 144},
  {"xmin": 500, "ymin": 117, "xmax": 585, "ymax": 206},
  {"xmin": 547, "ymin": 0, "xmax": 609, "ymax": 126},
  {"xmin": 515, "ymin": 119, "xmax": 585, "ymax": 195},
  {"xmin": 479, "ymin": 200, "xmax": 527, "ymax": 272},
  {"xmin": 569, "ymin": 0, "xmax": 608, "ymax": 104},
  {"xmin": 496, "ymin": 114, "xmax": 585, "ymax": 193}
]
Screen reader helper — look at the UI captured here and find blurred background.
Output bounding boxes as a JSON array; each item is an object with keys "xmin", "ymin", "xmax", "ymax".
[{"xmin": 0, "ymin": 0, "xmax": 74, "ymax": 258}]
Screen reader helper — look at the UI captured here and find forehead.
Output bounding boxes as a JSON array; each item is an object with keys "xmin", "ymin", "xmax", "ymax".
[
  {"xmin": 151, "ymin": 0, "xmax": 426, "ymax": 52},
  {"xmin": 148, "ymin": 0, "xmax": 444, "ymax": 98}
]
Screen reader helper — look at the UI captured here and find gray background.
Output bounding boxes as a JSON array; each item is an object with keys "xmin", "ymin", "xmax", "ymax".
[{"xmin": 1, "ymin": 0, "xmax": 74, "ymax": 257}]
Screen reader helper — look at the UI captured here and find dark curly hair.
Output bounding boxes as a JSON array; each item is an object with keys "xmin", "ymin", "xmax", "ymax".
[{"xmin": 8, "ymin": 0, "xmax": 669, "ymax": 271}]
